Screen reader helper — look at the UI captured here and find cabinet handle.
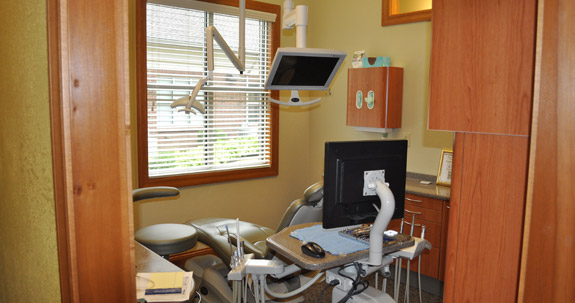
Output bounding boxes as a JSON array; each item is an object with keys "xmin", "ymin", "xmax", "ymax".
[
  {"xmin": 446, "ymin": 205, "xmax": 450, "ymax": 209},
  {"xmin": 405, "ymin": 209, "xmax": 423, "ymax": 215},
  {"xmin": 406, "ymin": 197, "xmax": 423, "ymax": 203}
]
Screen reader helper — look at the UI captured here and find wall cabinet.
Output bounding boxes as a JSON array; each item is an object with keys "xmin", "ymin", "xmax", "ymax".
[
  {"xmin": 428, "ymin": 0, "xmax": 536, "ymax": 135},
  {"xmin": 347, "ymin": 67, "xmax": 403, "ymax": 130},
  {"xmin": 388, "ymin": 193, "xmax": 449, "ymax": 280}
]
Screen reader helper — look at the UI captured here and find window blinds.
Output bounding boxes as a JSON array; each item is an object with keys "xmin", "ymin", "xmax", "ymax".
[{"xmin": 146, "ymin": 1, "xmax": 273, "ymax": 177}]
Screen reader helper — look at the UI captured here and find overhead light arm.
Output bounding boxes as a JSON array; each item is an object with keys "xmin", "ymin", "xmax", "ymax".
[
  {"xmin": 281, "ymin": 0, "xmax": 308, "ymax": 48},
  {"xmin": 207, "ymin": 25, "xmax": 245, "ymax": 74},
  {"xmin": 171, "ymin": 0, "xmax": 246, "ymax": 115}
]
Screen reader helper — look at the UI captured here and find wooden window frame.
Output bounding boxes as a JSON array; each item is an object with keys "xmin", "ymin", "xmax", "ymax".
[{"xmin": 136, "ymin": 0, "xmax": 280, "ymax": 188}]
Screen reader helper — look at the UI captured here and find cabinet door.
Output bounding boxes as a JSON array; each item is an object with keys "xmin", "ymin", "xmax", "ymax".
[
  {"xmin": 443, "ymin": 133, "xmax": 529, "ymax": 302},
  {"xmin": 429, "ymin": 0, "xmax": 536, "ymax": 135},
  {"xmin": 347, "ymin": 67, "xmax": 403, "ymax": 129}
]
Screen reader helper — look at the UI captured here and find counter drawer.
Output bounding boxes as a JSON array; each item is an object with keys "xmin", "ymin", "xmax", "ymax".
[{"xmin": 404, "ymin": 204, "xmax": 442, "ymax": 223}]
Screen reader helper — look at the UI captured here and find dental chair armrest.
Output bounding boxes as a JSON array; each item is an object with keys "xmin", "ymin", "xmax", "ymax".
[{"xmin": 133, "ymin": 186, "xmax": 180, "ymax": 202}]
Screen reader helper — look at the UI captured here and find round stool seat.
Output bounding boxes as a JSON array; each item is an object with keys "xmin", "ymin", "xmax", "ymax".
[{"xmin": 135, "ymin": 223, "xmax": 198, "ymax": 256}]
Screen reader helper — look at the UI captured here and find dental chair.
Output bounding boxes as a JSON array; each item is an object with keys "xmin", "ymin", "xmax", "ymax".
[{"xmin": 184, "ymin": 181, "xmax": 324, "ymax": 303}]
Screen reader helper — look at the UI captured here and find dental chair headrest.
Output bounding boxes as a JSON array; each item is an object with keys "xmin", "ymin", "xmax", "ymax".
[{"xmin": 303, "ymin": 181, "xmax": 323, "ymax": 206}]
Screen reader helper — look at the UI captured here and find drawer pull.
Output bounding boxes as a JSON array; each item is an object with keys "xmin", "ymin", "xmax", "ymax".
[
  {"xmin": 405, "ymin": 209, "xmax": 423, "ymax": 215},
  {"xmin": 406, "ymin": 197, "xmax": 423, "ymax": 203}
]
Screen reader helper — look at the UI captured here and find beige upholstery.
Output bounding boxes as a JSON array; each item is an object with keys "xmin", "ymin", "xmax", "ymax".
[
  {"xmin": 135, "ymin": 223, "xmax": 198, "ymax": 257},
  {"xmin": 133, "ymin": 187, "xmax": 198, "ymax": 257},
  {"xmin": 186, "ymin": 181, "xmax": 323, "ymax": 269},
  {"xmin": 187, "ymin": 218, "xmax": 275, "ymax": 263}
]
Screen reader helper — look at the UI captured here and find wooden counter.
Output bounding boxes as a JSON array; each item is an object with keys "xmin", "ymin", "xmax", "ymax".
[{"xmin": 135, "ymin": 241, "xmax": 183, "ymax": 273}]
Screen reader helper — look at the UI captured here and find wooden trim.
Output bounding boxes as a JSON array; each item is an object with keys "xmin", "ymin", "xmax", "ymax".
[
  {"xmin": 381, "ymin": 0, "xmax": 431, "ymax": 26},
  {"xmin": 49, "ymin": 0, "xmax": 135, "ymax": 301},
  {"xmin": 136, "ymin": 0, "xmax": 148, "ymax": 189},
  {"xmin": 136, "ymin": 0, "xmax": 281, "ymax": 188},
  {"xmin": 168, "ymin": 242, "xmax": 217, "ymax": 269},
  {"xmin": 438, "ymin": 200, "xmax": 449, "ymax": 281},
  {"xmin": 140, "ymin": 167, "xmax": 280, "ymax": 188},
  {"xmin": 47, "ymin": 0, "xmax": 77, "ymax": 301},
  {"xmin": 442, "ymin": 132, "xmax": 464, "ymax": 303},
  {"xmin": 519, "ymin": 0, "xmax": 575, "ymax": 301}
]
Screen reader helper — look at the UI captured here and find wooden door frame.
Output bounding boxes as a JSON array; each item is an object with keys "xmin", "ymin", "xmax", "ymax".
[
  {"xmin": 48, "ymin": 0, "xmax": 135, "ymax": 302},
  {"xmin": 518, "ymin": 0, "xmax": 575, "ymax": 301}
]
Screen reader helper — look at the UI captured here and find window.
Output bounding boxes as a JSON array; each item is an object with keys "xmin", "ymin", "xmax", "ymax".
[{"xmin": 137, "ymin": 0, "xmax": 280, "ymax": 187}]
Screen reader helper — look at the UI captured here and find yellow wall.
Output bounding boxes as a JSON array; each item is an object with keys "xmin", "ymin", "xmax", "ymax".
[
  {"xmin": 306, "ymin": 0, "xmax": 453, "ymax": 178},
  {"xmin": 0, "ymin": 1, "xmax": 61, "ymax": 302},
  {"xmin": 132, "ymin": 0, "xmax": 453, "ymax": 229}
]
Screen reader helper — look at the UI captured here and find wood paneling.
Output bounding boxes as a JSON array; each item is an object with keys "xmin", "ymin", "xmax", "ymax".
[
  {"xmin": 429, "ymin": 0, "xmax": 536, "ymax": 135},
  {"xmin": 49, "ymin": 0, "xmax": 135, "ymax": 301},
  {"xmin": 438, "ymin": 201, "xmax": 449, "ymax": 280},
  {"xmin": 443, "ymin": 133, "xmax": 529, "ymax": 303},
  {"xmin": 168, "ymin": 242, "xmax": 217, "ymax": 269},
  {"xmin": 519, "ymin": 0, "xmax": 575, "ymax": 301}
]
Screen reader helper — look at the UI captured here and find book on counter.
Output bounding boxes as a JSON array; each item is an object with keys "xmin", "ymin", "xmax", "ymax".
[{"xmin": 136, "ymin": 271, "xmax": 194, "ymax": 302}]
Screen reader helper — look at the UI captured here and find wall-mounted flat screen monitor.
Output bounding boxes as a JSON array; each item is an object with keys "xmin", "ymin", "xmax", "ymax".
[{"xmin": 264, "ymin": 47, "xmax": 346, "ymax": 91}]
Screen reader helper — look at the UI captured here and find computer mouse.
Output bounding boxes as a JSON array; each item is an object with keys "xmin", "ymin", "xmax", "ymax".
[{"xmin": 301, "ymin": 242, "xmax": 326, "ymax": 258}]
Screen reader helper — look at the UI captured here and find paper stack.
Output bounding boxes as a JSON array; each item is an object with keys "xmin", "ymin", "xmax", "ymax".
[{"xmin": 136, "ymin": 271, "xmax": 194, "ymax": 302}]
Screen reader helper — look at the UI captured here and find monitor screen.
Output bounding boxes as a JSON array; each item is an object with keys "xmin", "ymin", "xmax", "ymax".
[
  {"xmin": 322, "ymin": 140, "xmax": 408, "ymax": 229},
  {"xmin": 264, "ymin": 47, "xmax": 346, "ymax": 91}
]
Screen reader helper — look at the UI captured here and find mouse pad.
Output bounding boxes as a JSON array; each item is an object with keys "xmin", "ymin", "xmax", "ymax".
[{"xmin": 290, "ymin": 224, "xmax": 369, "ymax": 255}]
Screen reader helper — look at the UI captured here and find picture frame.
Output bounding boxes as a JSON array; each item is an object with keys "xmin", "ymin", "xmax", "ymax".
[{"xmin": 436, "ymin": 149, "xmax": 453, "ymax": 186}]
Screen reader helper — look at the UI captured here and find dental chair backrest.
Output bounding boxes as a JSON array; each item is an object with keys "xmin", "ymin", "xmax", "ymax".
[
  {"xmin": 186, "ymin": 181, "xmax": 323, "ymax": 269},
  {"xmin": 275, "ymin": 181, "xmax": 323, "ymax": 232}
]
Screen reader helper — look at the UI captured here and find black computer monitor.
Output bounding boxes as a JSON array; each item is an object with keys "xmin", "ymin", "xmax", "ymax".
[{"xmin": 322, "ymin": 140, "xmax": 407, "ymax": 229}]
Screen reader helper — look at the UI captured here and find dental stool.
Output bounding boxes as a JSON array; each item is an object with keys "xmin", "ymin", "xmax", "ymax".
[{"xmin": 133, "ymin": 187, "xmax": 198, "ymax": 259}]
